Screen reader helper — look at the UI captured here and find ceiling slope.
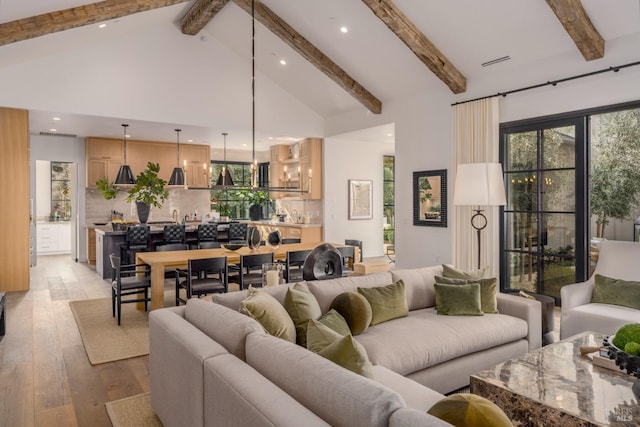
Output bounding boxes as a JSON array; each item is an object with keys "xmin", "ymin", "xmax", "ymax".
[{"xmin": 545, "ymin": 0, "xmax": 604, "ymax": 60}]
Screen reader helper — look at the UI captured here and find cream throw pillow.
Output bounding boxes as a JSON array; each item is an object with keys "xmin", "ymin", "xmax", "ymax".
[{"xmin": 240, "ymin": 286, "xmax": 296, "ymax": 343}]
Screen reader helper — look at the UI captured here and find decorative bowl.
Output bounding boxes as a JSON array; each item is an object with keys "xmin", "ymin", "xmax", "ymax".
[
  {"xmin": 603, "ymin": 335, "xmax": 640, "ymax": 396},
  {"xmin": 221, "ymin": 241, "xmax": 246, "ymax": 251}
]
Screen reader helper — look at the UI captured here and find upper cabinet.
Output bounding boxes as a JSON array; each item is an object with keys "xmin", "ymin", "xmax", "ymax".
[
  {"xmin": 270, "ymin": 138, "xmax": 322, "ymax": 200},
  {"xmin": 85, "ymin": 138, "xmax": 210, "ymax": 188}
]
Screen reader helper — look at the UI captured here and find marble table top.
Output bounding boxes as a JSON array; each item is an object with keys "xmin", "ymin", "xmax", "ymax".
[{"xmin": 471, "ymin": 332, "xmax": 639, "ymax": 427}]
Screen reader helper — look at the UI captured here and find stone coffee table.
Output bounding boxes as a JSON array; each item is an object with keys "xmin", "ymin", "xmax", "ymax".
[{"xmin": 470, "ymin": 332, "xmax": 639, "ymax": 426}]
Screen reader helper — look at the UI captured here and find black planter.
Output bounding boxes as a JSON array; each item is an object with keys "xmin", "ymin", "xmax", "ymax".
[
  {"xmin": 249, "ymin": 204, "xmax": 263, "ymax": 221},
  {"xmin": 136, "ymin": 202, "xmax": 150, "ymax": 224}
]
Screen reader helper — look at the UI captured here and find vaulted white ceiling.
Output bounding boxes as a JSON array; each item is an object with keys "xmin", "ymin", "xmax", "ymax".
[{"xmin": 0, "ymin": 0, "xmax": 638, "ymax": 149}]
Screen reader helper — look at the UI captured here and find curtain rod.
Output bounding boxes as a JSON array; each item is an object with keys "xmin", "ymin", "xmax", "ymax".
[{"xmin": 451, "ymin": 59, "xmax": 640, "ymax": 107}]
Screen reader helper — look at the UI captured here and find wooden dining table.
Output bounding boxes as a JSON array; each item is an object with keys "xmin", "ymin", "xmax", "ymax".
[{"xmin": 137, "ymin": 241, "xmax": 355, "ymax": 310}]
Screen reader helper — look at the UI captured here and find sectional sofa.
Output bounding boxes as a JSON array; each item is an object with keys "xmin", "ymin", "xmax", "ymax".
[{"xmin": 149, "ymin": 265, "xmax": 541, "ymax": 427}]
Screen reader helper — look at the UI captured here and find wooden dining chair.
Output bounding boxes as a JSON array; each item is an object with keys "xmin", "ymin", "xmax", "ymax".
[
  {"xmin": 175, "ymin": 257, "xmax": 228, "ymax": 305},
  {"xmin": 109, "ymin": 254, "xmax": 151, "ymax": 325},
  {"xmin": 229, "ymin": 252, "xmax": 274, "ymax": 290}
]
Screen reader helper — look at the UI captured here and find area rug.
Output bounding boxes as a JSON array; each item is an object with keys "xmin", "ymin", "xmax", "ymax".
[
  {"xmin": 106, "ymin": 393, "xmax": 163, "ymax": 427},
  {"xmin": 70, "ymin": 298, "xmax": 149, "ymax": 365}
]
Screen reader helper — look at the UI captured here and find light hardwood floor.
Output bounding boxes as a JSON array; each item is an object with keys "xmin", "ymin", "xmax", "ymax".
[{"xmin": 0, "ymin": 255, "xmax": 151, "ymax": 427}]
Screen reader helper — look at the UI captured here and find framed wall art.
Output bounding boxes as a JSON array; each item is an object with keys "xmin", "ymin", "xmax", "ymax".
[
  {"xmin": 349, "ymin": 179, "xmax": 373, "ymax": 220},
  {"xmin": 413, "ymin": 169, "xmax": 447, "ymax": 227}
]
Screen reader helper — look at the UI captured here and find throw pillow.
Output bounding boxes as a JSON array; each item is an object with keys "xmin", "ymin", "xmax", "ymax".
[
  {"xmin": 357, "ymin": 280, "xmax": 408, "ymax": 325},
  {"xmin": 427, "ymin": 394, "xmax": 512, "ymax": 427},
  {"xmin": 442, "ymin": 264, "xmax": 489, "ymax": 281},
  {"xmin": 283, "ymin": 282, "xmax": 322, "ymax": 347},
  {"xmin": 329, "ymin": 292, "xmax": 373, "ymax": 335},
  {"xmin": 592, "ymin": 274, "xmax": 640, "ymax": 310},
  {"xmin": 240, "ymin": 286, "xmax": 296, "ymax": 342},
  {"xmin": 434, "ymin": 282, "xmax": 483, "ymax": 316},
  {"xmin": 435, "ymin": 275, "xmax": 498, "ymax": 314},
  {"xmin": 318, "ymin": 309, "xmax": 352, "ymax": 336},
  {"xmin": 306, "ymin": 319, "xmax": 373, "ymax": 378}
]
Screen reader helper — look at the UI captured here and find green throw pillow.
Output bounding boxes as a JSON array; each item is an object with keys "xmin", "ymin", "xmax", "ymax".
[
  {"xmin": 442, "ymin": 264, "xmax": 489, "ymax": 281},
  {"xmin": 240, "ymin": 287, "xmax": 296, "ymax": 342},
  {"xmin": 357, "ymin": 280, "xmax": 408, "ymax": 325},
  {"xmin": 284, "ymin": 282, "xmax": 322, "ymax": 347},
  {"xmin": 592, "ymin": 274, "xmax": 640, "ymax": 310},
  {"xmin": 329, "ymin": 292, "xmax": 373, "ymax": 335},
  {"xmin": 427, "ymin": 394, "xmax": 512, "ymax": 427},
  {"xmin": 307, "ymin": 319, "xmax": 373, "ymax": 378},
  {"xmin": 434, "ymin": 282, "xmax": 483, "ymax": 316},
  {"xmin": 435, "ymin": 275, "xmax": 498, "ymax": 314},
  {"xmin": 318, "ymin": 309, "xmax": 352, "ymax": 337}
]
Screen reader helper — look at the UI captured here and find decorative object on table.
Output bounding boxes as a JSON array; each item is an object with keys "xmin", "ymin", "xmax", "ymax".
[
  {"xmin": 113, "ymin": 123, "xmax": 135, "ymax": 185},
  {"xmin": 168, "ymin": 128, "xmax": 185, "ymax": 186},
  {"xmin": 267, "ymin": 230, "xmax": 282, "ymax": 249},
  {"xmin": 413, "ymin": 169, "xmax": 447, "ymax": 227},
  {"xmin": 453, "ymin": 163, "xmax": 506, "ymax": 269},
  {"xmin": 302, "ymin": 243, "xmax": 343, "ymax": 281},
  {"xmin": 604, "ymin": 327, "xmax": 640, "ymax": 396},
  {"xmin": 348, "ymin": 179, "xmax": 373, "ymax": 220},
  {"xmin": 247, "ymin": 226, "xmax": 261, "ymax": 250},
  {"xmin": 262, "ymin": 263, "xmax": 284, "ymax": 287}
]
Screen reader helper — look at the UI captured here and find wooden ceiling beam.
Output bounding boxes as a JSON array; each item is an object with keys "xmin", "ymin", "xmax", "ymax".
[
  {"xmin": 181, "ymin": 0, "xmax": 231, "ymax": 35},
  {"xmin": 232, "ymin": 0, "xmax": 382, "ymax": 114},
  {"xmin": 545, "ymin": 0, "xmax": 604, "ymax": 61},
  {"xmin": 360, "ymin": 0, "xmax": 466, "ymax": 94},
  {"xmin": 0, "ymin": 0, "xmax": 190, "ymax": 47}
]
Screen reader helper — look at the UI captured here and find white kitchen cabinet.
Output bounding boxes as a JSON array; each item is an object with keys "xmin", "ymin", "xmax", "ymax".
[{"xmin": 37, "ymin": 222, "xmax": 71, "ymax": 255}]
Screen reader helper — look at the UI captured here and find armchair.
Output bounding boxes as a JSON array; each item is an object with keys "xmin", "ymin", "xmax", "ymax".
[{"xmin": 560, "ymin": 240, "xmax": 640, "ymax": 339}]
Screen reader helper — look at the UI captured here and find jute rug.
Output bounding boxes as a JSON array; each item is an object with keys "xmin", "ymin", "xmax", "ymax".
[
  {"xmin": 70, "ymin": 298, "xmax": 149, "ymax": 365},
  {"xmin": 106, "ymin": 393, "xmax": 163, "ymax": 427}
]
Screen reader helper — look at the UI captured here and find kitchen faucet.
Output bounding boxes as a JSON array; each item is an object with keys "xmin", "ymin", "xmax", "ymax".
[{"xmin": 172, "ymin": 209, "xmax": 178, "ymax": 223}]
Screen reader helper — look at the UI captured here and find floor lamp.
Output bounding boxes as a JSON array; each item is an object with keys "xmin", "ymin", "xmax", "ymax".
[{"xmin": 453, "ymin": 163, "xmax": 507, "ymax": 269}]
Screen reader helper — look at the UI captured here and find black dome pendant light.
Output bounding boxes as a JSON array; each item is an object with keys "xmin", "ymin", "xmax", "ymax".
[
  {"xmin": 168, "ymin": 128, "xmax": 185, "ymax": 186},
  {"xmin": 215, "ymin": 132, "xmax": 234, "ymax": 186},
  {"xmin": 113, "ymin": 124, "xmax": 135, "ymax": 185}
]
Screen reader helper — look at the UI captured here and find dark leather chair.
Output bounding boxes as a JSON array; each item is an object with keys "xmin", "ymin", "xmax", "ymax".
[
  {"xmin": 344, "ymin": 239, "xmax": 363, "ymax": 262},
  {"xmin": 282, "ymin": 238, "xmax": 301, "ymax": 244},
  {"xmin": 230, "ymin": 252, "xmax": 274, "ymax": 290},
  {"xmin": 162, "ymin": 224, "xmax": 185, "ymax": 245},
  {"xmin": 337, "ymin": 245, "xmax": 356, "ymax": 276},
  {"xmin": 228, "ymin": 223, "xmax": 248, "ymax": 242},
  {"xmin": 285, "ymin": 249, "xmax": 311, "ymax": 283},
  {"xmin": 109, "ymin": 254, "xmax": 151, "ymax": 325},
  {"xmin": 198, "ymin": 241, "xmax": 221, "ymax": 249},
  {"xmin": 119, "ymin": 225, "xmax": 151, "ymax": 265},
  {"xmin": 175, "ymin": 257, "xmax": 228, "ymax": 305},
  {"xmin": 155, "ymin": 243, "xmax": 189, "ymax": 279}
]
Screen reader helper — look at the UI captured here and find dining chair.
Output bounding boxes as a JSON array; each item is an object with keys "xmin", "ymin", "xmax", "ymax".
[
  {"xmin": 229, "ymin": 252, "xmax": 274, "ymax": 290},
  {"xmin": 109, "ymin": 254, "xmax": 151, "ymax": 325},
  {"xmin": 198, "ymin": 241, "xmax": 221, "ymax": 249},
  {"xmin": 285, "ymin": 249, "xmax": 312, "ymax": 283},
  {"xmin": 344, "ymin": 239, "xmax": 363, "ymax": 262},
  {"xmin": 175, "ymin": 257, "xmax": 228, "ymax": 305},
  {"xmin": 282, "ymin": 238, "xmax": 301, "ymax": 244},
  {"xmin": 155, "ymin": 243, "xmax": 189, "ymax": 279},
  {"xmin": 337, "ymin": 245, "xmax": 356, "ymax": 276}
]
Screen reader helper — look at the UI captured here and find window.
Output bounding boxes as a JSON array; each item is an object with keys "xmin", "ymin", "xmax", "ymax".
[
  {"xmin": 209, "ymin": 161, "xmax": 272, "ymax": 219},
  {"xmin": 51, "ymin": 162, "xmax": 71, "ymax": 221},
  {"xmin": 383, "ymin": 155, "xmax": 395, "ymax": 254}
]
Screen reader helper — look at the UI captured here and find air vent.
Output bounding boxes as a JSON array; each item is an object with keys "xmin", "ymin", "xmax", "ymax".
[
  {"xmin": 38, "ymin": 131, "xmax": 78, "ymax": 138},
  {"xmin": 481, "ymin": 56, "xmax": 511, "ymax": 67}
]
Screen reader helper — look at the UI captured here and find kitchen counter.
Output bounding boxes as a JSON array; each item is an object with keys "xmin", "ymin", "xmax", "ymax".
[{"xmin": 245, "ymin": 220, "xmax": 321, "ymax": 228}]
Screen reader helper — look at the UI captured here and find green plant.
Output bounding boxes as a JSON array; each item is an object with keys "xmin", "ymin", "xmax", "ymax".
[
  {"xmin": 613, "ymin": 323, "xmax": 640, "ymax": 352},
  {"xmin": 236, "ymin": 188, "xmax": 271, "ymax": 206},
  {"xmin": 96, "ymin": 162, "xmax": 168, "ymax": 208},
  {"xmin": 218, "ymin": 203, "xmax": 231, "ymax": 217},
  {"xmin": 96, "ymin": 177, "xmax": 120, "ymax": 199}
]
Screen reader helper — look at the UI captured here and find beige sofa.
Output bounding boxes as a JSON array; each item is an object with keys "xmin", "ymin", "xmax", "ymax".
[{"xmin": 150, "ymin": 266, "xmax": 541, "ymax": 427}]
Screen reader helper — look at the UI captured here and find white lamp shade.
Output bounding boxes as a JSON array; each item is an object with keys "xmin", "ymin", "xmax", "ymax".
[{"xmin": 453, "ymin": 163, "xmax": 507, "ymax": 207}]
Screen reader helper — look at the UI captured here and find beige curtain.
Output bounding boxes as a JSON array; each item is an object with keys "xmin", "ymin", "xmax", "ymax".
[{"xmin": 452, "ymin": 98, "xmax": 500, "ymax": 275}]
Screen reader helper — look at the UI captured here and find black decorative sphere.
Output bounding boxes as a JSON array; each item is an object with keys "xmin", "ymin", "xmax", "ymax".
[{"xmin": 302, "ymin": 243, "xmax": 343, "ymax": 281}]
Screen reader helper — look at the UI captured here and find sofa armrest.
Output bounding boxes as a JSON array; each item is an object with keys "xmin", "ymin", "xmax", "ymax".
[
  {"xmin": 560, "ymin": 280, "xmax": 594, "ymax": 312},
  {"xmin": 496, "ymin": 293, "xmax": 542, "ymax": 351}
]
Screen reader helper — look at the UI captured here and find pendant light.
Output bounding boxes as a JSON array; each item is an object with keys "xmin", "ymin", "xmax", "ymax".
[
  {"xmin": 168, "ymin": 128, "xmax": 185, "ymax": 186},
  {"xmin": 114, "ymin": 124, "xmax": 135, "ymax": 185},
  {"xmin": 216, "ymin": 132, "xmax": 234, "ymax": 186}
]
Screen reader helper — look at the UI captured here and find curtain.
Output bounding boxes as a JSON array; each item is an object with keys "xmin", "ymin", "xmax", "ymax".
[{"xmin": 452, "ymin": 98, "xmax": 500, "ymax": 275}]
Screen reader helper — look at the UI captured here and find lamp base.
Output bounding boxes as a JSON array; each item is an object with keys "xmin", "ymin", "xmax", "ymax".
[{"xmin": 470, "ymin": 209, "xmax": 487, "ymax": 270}]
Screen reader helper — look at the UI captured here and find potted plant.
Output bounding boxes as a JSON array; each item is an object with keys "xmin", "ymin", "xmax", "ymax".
[
  {"xmin": 238, "ymin": 189, "xmax": 271, "ymax": 221},
  {"xmin": 96, "ymin": 162, "xmax": 168, "ymax": 224}
]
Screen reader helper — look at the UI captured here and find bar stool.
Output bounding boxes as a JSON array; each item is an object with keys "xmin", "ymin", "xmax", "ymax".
[
  {"xmin": 190, "ymin": 223, "xmax": 218, "ymax": 249},
  {"xmin": 120, "ymin": 225, "xmax": 151, "ymax": 265},
  {"xmin": 228, "ymin": 223, "xmax": 248, "ymax": 242},
  {"xmin": 162, "ymin": 224, "xmax": 185, "ymax": 245}
]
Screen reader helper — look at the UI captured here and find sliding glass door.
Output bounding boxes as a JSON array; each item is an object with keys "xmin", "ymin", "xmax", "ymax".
[{"xmin": 500, "ymin": 118, "xmax": 588, "ymax": 300}]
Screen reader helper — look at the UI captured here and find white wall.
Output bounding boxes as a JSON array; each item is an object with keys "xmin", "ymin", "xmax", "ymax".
[{"xmin": 322, "ymin": 138, "xmax": 393, "ymax": 258}]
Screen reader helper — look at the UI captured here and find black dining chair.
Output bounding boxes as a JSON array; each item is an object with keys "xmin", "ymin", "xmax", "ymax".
[
  {"xmin": 282, "ymin": 238, "xmax": 301, "ymax": 244},
  {"xmin": 337, "ymin": 245, "xmax": 356, "ymax": 276},
  {"xmin": 156, "ymin": 243, "xmax": 189, "ymax": 279},
  {"xmin": 285, "ymin": 249, "xmax": 312, "ymax": 283},
  {"xmin": 344, "ymin": 239, "xmax": 363, "ymax": 262},
  {"xmin": 109, "ymin": 254, "xmax": 151, "ymax": 325},
  {"xmin": 229, "ymin": 252, "xmax": 274, "ymax": 290},
  {"xmin": 175, "ymin": 257, "xmax": 228, "ymax": 305}
]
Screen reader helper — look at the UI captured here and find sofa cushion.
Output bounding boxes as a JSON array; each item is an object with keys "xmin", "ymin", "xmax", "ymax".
[
  {"xmin": 240, "ymin": 287, "xmax": 296, "ymax": 343},
  {"xmin": 212, "ymin": 282, "xmax": 297, "ymax": 311},
  {"xmin": 442, "ymin": 264, "xmax": 489, "ymax": 280},
  {"xmin": 434, "ymin": 282, "xmax": 483, "ymax": 316},
  {"xmin": 330, "ymin": 292, "xmax": 372, "ymax": 335},
  {"xmin": 371, "ymin": 365, "xmax": 443, "ymax": 412},
  {"xmin": 318, "ymin": 309, "xmax": 352, "ymax": 336},
  {"xmin": 435, "ymin": 276, "xmax": 498, "ymax": 314},
  {"xmin": 591, "ymin": 273, "xmax": 640, "ymax": 310},
  {"xmin": 391, "ymin": 266, "xmax": 442, "ymax": 310},
  {"xmin": 246, "ymin": 332, "xmax": 405, "ymax": 427},
  {"xmin": 306, "ymin": 272, "xmax": 393, "ymax": 313},
  {"xmin": 307, "ymin": 319, "xmax": 374, "ymax": 378},
  {"xmin": 184, "ymin": 298, "xmax": 263, "ymax": 360},
  {"xmin": 284, "ymin": 282, "xmax": 322, "ymax": 347},
  {"xmin": 427, "ymin": 394, "xmax": 512, "ymax": 427},
  {"xmin": 358, "ymin": 280, "xmax": 409, "ymax": 325},
  {"xmin": 561, "ymin": 303, "xmax": 640, "ymax": 338},
  {"xmin": 355, "ymin": 308, "xmax": 528, "ymax": 376}
]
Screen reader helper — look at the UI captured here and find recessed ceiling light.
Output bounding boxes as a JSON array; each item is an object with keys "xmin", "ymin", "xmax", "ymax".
[
  {"xmin": 98, "ymin": 23, "xmax": 107, "ymax": 29},
  {"xmin": 242, "ymin": 143, "xmax": 247, "ymax": 147},
  {"xmin": 268, "ymin": 137, "xmax": 274, "ymax": 140},
  {"xmin": 279, "ymin": 59, "xmax": 287, "ymax": 66},
  {"xmin": 52, "ymin": 117, "xmax": 61, "ymax": 121},
  {"xmin": 187, "ymin": 139, "xmax": 193, "ymax": 143},
  {"xmin": 125, "ymin": 134, "xmax": 131, "ymax": 138},
  {"xmin": 340, "ymin": 26, "xmax": 348, "ymax": 33},
  {"xmin": 387, "ymin": 133, "xmax": 393, "ymax": 137},
  {"xmin": 49, "ymin": 128, "xmax": 57, "ymax": 132}
]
